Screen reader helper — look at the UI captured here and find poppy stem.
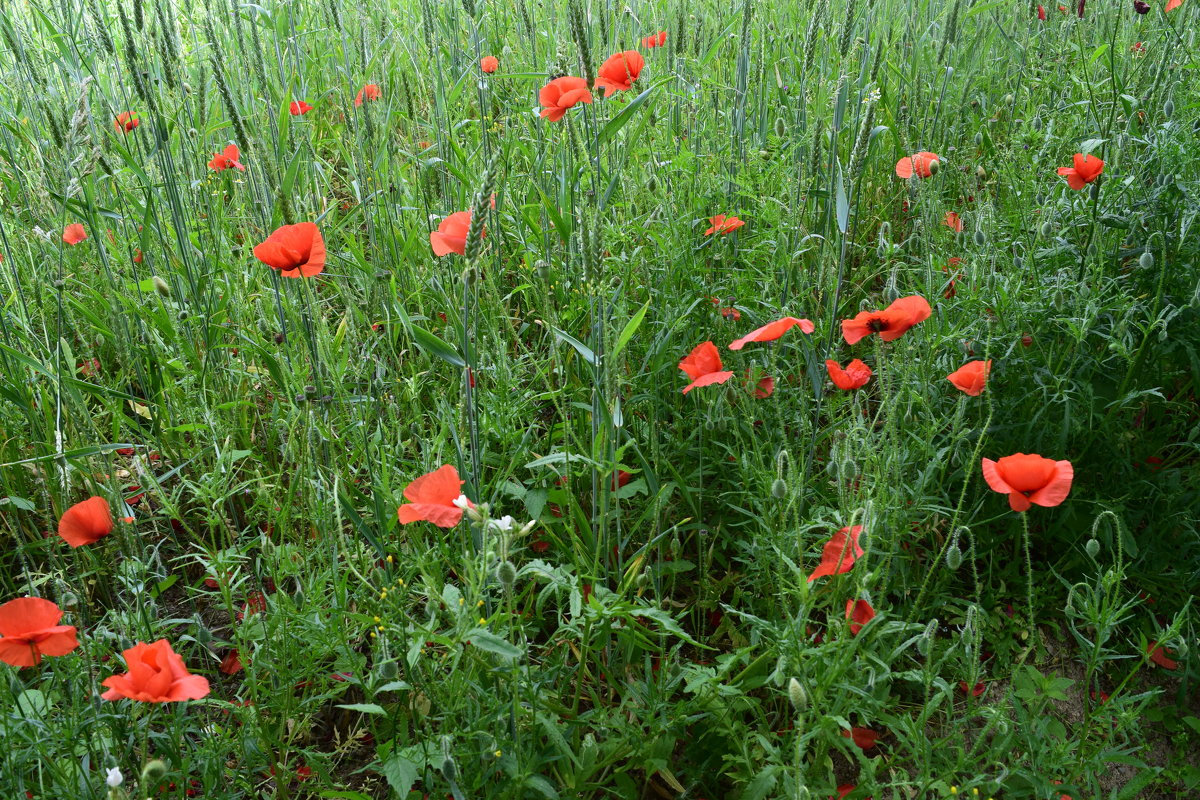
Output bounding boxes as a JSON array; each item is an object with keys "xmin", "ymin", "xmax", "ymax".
[{"xmin": 1021, "ymin": 511, "xmax": 1036, "ymax": 638}]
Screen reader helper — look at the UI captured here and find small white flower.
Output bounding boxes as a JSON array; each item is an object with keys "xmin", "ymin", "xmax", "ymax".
[
  {"xmin": 490, "ymin": 515, "xmax": 515, "ymax": 533},
  {"xmin": 452, "ymin": 494, "xmax": 471, "ymax": 510},
  {"xmin": 106, "ymin": 768, "xmax": 124, "ymax": 788}
]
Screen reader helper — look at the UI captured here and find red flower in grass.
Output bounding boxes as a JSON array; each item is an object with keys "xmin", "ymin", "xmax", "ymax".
[
  {"xmin": 752, "ymin": 375, "xmax": 775, "ymax": 399},
  {"xmin": 1166, "ymin": 0, "xmax": 1182, "ymax": 11},
  {"xmin": 895, "ymin": 151, "xmax": 940, "ymax": 179},
  {"xmin": 63, "ymin": 224, "xmax": 88, "ymax": 245},
  {"xmin": 253, "ymin": 222, "xmax": 326, "ymax": 278},
  {"xmin": 430, "ymin": 211, "xmax": 484, "ymax": 257},
  {"xmin": 101, "ymin": 639, "xmax": 210, "ymax": 702},
  {"xmin": 642, "ymin": 31, "xmax": 668, "ymax": 48},
  {"xmin": 845, "ymin": 599, "xmax": 875, "ymax": 635},
  {"xmin": 58, "ymin": 496, "xmax": 114, "ymax": 548},
  {"xmin": 826, "ymin": 359, "xmax": 872, "ymax": 391},
  {"xmin": 208, "ymin": 144, "xmax": 245, "ymax": 172},
  {"xmin": 947, "ymin": 360, "xmax": 991, "ymax": 396},
  {"xmin": 959, "ymin": 681, "xmax": 986, "ymax": 697},
  {"xmin": 678, "ymin": 342, "xmax": 733, "ymax": 394},
  {"xmin": 480, "ymin": 56, "xmax": 499, "ymax": 73},
  {"xmin": 841, "ymin": 295, "xmax": 931, "ymax": 345},
  {"xmin": 219, "ymin": 649, "xmax": 244, "ymax": 675},
  {"xmin": 705, "ymin": 214, "xmax": 745, "ymax": 235},
  {"xmin": 1146, "ymin": 641, "xmax": 1178, "ymax": 670},
  {"xmin": 807, "ymin": 526, "xmax": 865, "ymax": 582},
  {"xmin": 114, "ymin": 111, "xmax": 139, "ymax": 132},
  {"xmin": 594, "ymin": 50, "xmax": 644, "ymax": 97},
  {"xmin": 1038, "ymin": 4, "xmax": 1047, "ymax": 18},
  {"xmin": 728, "ymin": 317, "xmax": 815, "ymax": 350},
  {"xmin": 981, "ymin": 453, "xmax": 1073, "ymax": 512},
  {"xmin": 833, "ymin": 786, "xmax": 868, "ymax": 800},
  {"xmin": 539, "ymin": 77, "xmax": 593, "ymax": 121},
  {"xmin": 354, "ymin": 83, "xmax": 381, "ymax": 106},
  {"xmin": 1057, "ymin": 153, "xmax": 1104, "ymax": 190},
  {"xmin": 841, "ymin": 727, "xmax": 880, "ymax": 750},
  {"xmin": 0, "ymin": 597, "xmax": 80, "ymax": 667},
  {"xmin": 289, "ymin": 100, "xmax": 313, "ymax": 115},
  {"xmin": 944, "ymin": 211, "xmax": 964, "ymax": 232},
  {"xmin": 397, "ymin": 465, "xmax": 474, "ymax": 528}
]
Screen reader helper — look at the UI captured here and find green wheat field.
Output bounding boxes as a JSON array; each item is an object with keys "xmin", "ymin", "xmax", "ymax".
[{"xmin": 0, "ymin": 0, "xmax": 1197, "ymax": 797}]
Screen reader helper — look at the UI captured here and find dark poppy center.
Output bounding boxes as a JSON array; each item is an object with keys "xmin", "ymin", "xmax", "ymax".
[{"xmin": 867, "ymin": 317, "xmax": 889, "ymax": 332}]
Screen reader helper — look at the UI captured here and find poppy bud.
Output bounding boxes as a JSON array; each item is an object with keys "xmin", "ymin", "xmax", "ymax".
[
  {"xmin": 152, "ymin": 275, "xmax": 171, "ymax": 296},
  {"xmin": 1021, "ymin": 334, "xmax": 1033, "ymax": 347},
  {"xmin": 462, "ymin": 267, "xmax": 478, "ymax": 285},
  {"xmin": 496, "ymin": 560, "xmax": 517, "ymax": 589},
  {"xmin": 194, "ymin": 624, "xmax": 211, "ymax": 644},
  {"xmin": 1090, "ymin": 183, "xmax": 1100, "ymax": 201},
  {"xmin": 535, "ymin": 260, "xmax": 551, "ymax": 280},
  {"xmin": 1163, "ymin": 99, "xmax": 1174, "ymax": 119},
  {"xmin": 926, "ymin": 158, "xmax": 939, "ymax": 176},
  {"xmin": 1040, "ymin": 221, "xmax": 1053, "ymax": 237},
  {"xmin": 918, "ymin": 619, "xmax": 937, "ymax": 657},
  {"xmin": 1013, "ymin": 256, "xmax": 1024, "ymax": 270},
  {"xmin": 1003, "ymin": 93, "xmax": 1014, "ymax": 106},
  {"xmin": 1085, "ymin": 538, "xmax": 1100, "ymax": 559},
  {"xmin": 973, "ymin": 231, "xmax": 987, "ymax": 247},
  {"xmin": 646, "ymin": 175, "xmax": 657, "ymax": 192},
  {"xmin": 759, "ymin": 149, "xmax": 771, "ymax": 160},
  {"xmin": 188, "ymin": 128, "xmax": 198, "ymax": 138},
  {"xmin": 975, "ymin": 166, "xmax": 986, "ymax": 180},
  {"xmin": 178, "ymin": 310, "xmax": 189, "ymax": 321},
  {"xmin": 787, "ymin": 677, "xmax": 807, "ymax": 711},
  {"xmin": 141, "ymin": 760, "xmax": 168, "ymax": 783},
  {"xmin": 973, "ymin": 132, "xmax": 983, "ymax": 146},
  {"xmin": 635, "ymin": 570, "xmax": 650, "ymax": 589},
  {"xmin": 1035, "ymin": 192, "xmax": 1046, "ymax": 205},
  {"xmin": 774, "ymin": 117, "xmax": 786, "ymax": 137},
  {"xmin": 441, "ymin": 756, "xmax": 458, "ymax": 782},
  {"xmin": 378, "ymin": 659, "xmax": 399, "ymax": 679},
  {"xmin": 1139, "ymin": 251, "xmax": 1154, "ymax": 269},
  {"xmin": 876, "ymin": 244, "xmax": 890, "ymax": 261},
  {"xmin": 771, "ymin": 478, "xmax": 787, "ymax": 499},
  {"xmin": 945, "ymin": 543, "xmax": 963, "ymax": 570}
]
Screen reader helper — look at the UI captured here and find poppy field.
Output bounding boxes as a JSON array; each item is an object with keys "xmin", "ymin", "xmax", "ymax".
[{"xmin": 1, "ymin": 0, "xmax": 1199, "ymax": 797}]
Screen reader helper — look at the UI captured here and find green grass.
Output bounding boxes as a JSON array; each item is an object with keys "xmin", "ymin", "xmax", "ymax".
[{"xmin": 0, "ymin": 0, "xmax": 1197, "ymax": 797}]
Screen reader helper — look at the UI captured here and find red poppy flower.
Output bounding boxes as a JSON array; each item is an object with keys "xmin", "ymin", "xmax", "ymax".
[
  {"xmin": 705, "ymin": 214, "xmax": 745, "ymax": 235},
  {"xmin": 207, "ymin": 144, "xmax": 245, "ymax": 172},
  {"xmin": 826, "ymin": 359, "xmax": 872, "ymax": 391},
  {"xmin": 841, "ymin": 295, "xmax": 932, "ymax": 345},
  {"xmin": 981, "ymin": 453, "xmax": 1073, "ymax": 512},
  {"xmin": 253, "ymin": 222, "xmax": 326, "ymax": 278},
  {"xmin": 807, "ymin": 525, "xmax": 865, "ymax": 582},
  {"xmin": 1058, "ymin": 4, "xmax": 1068, "ymax": 11},
  {"xmin": 480, "ymin": 56, "xmax": 499, "ymax": 73},
  {"xmin": 833, "ymin": 786, "xmax": 862, "ymax": 800},
  {"xmin": 895, "ymin": 151, "xmax": 940, "ymax": 179},
  {"xmin": 841, "ymin": 727, "xmax": 880, "ymax": 750},
  {"xmin": 355, "ymin": 83, "xmax": 381, "ymax": 106},
  {"xmin": 642, "ymin": 31, "xmax": 668, "ymax": 48},
  {"xmin": 612, "ymin": 470, "xmax": 633, "ymax": 490},
  {"xmin": 101, "ymin": 639, "xmax": 211, "ymax": 702},
  {"xmin": 1038, "ymin": 4, "xmax": 1047, "ymax": 17},
  {"xmin": 845, "ymin": 599, "xmax": 875, "ymax": 635},
  {"xmin": 397, "ymin": 464, "xmax": 474, "ymax": 528},
  {"xmin": 594, "ymin": 50, "xmax": 645, "ymax": 97},
  {"xmin": 959, "ymin": 681, "xmax": 986, "ymax": 697},
  {"xmin": 947, "ymin": 360, "xmax": 991, "ymax": 396},
  {"xmin": 1130, "ymin": 41, "xmax": 1145, "ymax": 53},
  {"xmin": 539, "ymin": 76, "xmax": 593, "ymax": 121},
  {"xmin": 944, "ymin": 211, "xmax": 963, "ymax": 232},
  {"xmin": 289, "ymin": 100, "xmax": 313, "ymax": 115},
  {"xmin": 0, "ymin": 597, "xmax": 80, "ymax": 667},
  {"xmin": 114, "ymin": 111, "xmax": 139, "ymax": 132},
  {"xmin": 430, "ymin": 211, "xmax": 484, "ymax": 257},
  {"xmin": 63, "ymin": 224, "xmax": 88, "ymax": 246},
  {"xmin": 219, "ymin": 649, "xmax": 244, "ymax": 675},
  {"xmin": 133, "ymin": 249, "xmax": 143, "ymax": 263},
  {"xmin": 1166, "ymin": 0, "xmax": 1182, "ymax": 10},
  {"xmin": 1146, "ymin": 641, "xmax": 1178, "ymax": 670},
  {"xmin": 728, "ymin": 317, "xmax": 814, "ymax": 350},
  {"xmin": 58, "ymin": 496, "xmax": 114, "ymax": 548},
  {"xmin": 1057, "ymin": 154, "xmax": 1104, "ymax": 190},
  {"xmin": 753, "ymin": 375, "xmax": 775, "ymax": 399},
  {"xmin": 678, "ymin": 341, "xmax": 734, "ymax": 394}
]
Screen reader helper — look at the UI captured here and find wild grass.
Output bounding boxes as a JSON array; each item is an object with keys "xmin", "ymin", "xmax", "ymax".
[{"xmin": 0, "ymin": 0, "xmax": 1197, "ymax": 797}]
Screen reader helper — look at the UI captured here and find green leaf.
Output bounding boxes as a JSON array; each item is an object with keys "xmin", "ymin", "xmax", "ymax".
[
  {"xmin": 464, "ymin": 628, "xmax": 522, "ymax": 660},
  {"xmin": 596, "ymin": 77, "xmax": 671, "ymax": 147},
  {"xmin": 611, "ymin": 299, "xmax": 650, "ymax": 360},
  {"xmin": 336, "ymin": 703, "xmax": 388, "ymax": 716},
  {"xmin": 835, "ymin": 160, "xmax": 849, "ymax": 234},
  {"xmin": 410, "ymin": 324, "xmax": 465, "ymax": 368},
  {"xmin": 0, "ymin": 496, "xmax": 35, "ymax": 511},
  {"xmin": 547, "ymin": 324, "xmax": 597, "ymax": 365},
  {"xmin": 379, "ymin": 749, "xmax": 420, "ymax": 797},
  {"xmin": 522, "ymin": 775, "xmax": 560, "ymax": 799}
]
